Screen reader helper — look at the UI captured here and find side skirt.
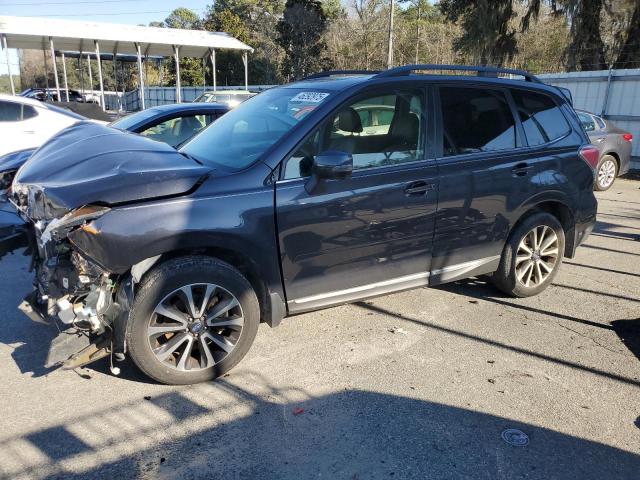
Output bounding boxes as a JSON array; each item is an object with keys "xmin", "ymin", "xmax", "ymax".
[{"xmin": 286, "ymin": 256, "xmax": 500, "ymax": 313}]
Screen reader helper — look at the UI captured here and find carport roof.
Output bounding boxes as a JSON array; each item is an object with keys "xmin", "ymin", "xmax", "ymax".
[{"xmin": 0, "ymin": 15, "xmax": 253, "ymax": 57}]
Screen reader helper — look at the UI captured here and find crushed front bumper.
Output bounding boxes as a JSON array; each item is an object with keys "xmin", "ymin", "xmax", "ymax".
[{"xmin": 18, "ymin": 291, "xmax": 108, "ymax": 370}]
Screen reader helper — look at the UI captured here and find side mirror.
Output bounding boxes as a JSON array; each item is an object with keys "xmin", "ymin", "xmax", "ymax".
[{"xmin": 305, "ymin": 150, "xmax": 353, "ymax": 193}]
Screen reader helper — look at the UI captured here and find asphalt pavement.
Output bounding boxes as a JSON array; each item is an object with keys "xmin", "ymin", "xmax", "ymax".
[{"xmin": 0, "ymin": 178, "xmax": 638, "ymax": 480}]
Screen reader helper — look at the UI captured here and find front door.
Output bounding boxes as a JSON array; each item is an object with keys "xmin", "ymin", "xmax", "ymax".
[{"xmin": 276, "ymin": 86, "xmax": 439, "ymax": 312}]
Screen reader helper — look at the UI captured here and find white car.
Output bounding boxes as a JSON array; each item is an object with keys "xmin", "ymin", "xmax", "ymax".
[{"xmin": 0, "ymin": 93, "xmax": 88, "ymax": 156}]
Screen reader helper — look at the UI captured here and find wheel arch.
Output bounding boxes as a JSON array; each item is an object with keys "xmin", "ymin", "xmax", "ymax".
[
  {"xmin": 510, "ymin": 200, "xmax": 576, "ymax": 258},
  {"xmin": 602, "ymin": 150, "xmax": 620, "ymax": 166},
  {"xmin": 129, "ymin": 246, "xmax": 285, "ymax": 327}
]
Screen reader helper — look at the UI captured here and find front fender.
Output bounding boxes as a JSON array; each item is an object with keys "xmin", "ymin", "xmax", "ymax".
[{"xmin": 68, "ymin": 187, "xmax": 282, "ymax": 298}]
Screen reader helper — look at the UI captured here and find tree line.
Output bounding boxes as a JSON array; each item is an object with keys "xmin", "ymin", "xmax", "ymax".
[{"xmin": 16, "ymin": 0, "xmax": 640, "ymax": 92}]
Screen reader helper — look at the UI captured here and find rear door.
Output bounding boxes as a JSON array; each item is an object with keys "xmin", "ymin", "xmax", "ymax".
[
  {"xmin": 432, "ymin": 85, "xmax": 576, "ymax": 283},
  {"xmin": 276, "ymin": 85, "xmax": 439, "ymax": 312}
]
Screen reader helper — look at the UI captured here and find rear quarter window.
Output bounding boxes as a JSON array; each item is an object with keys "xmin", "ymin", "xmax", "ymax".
[{"xmin": 511, "ymin": 90, "xmax": 570, "ymax": 146}]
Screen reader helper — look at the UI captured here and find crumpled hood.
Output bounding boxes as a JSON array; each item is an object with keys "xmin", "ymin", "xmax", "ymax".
[
  {"xmin": 0, "ymin": 148, "xmax": 36, "ymax": 173},
  {"xmin": 13, "ymin": 121, "xmax": 211, "ymax": 219}
]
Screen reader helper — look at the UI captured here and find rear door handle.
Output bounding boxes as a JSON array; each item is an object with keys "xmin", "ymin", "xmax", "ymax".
[
  {"xmin": 405, "ymin": 180, "xmax": 435, "ymax": 196},
  {"xmin": 512, "ymin": 162, "xmax": 532, "ymax": 176},
  {"xmin": 595, "ymin": 137, "xmax": 605, "ymax": 143}
]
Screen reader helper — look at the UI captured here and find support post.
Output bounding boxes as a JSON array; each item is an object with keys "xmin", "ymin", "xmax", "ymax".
[
  {"xmin": 243, "ymin": 51, "xmax": 248, "ymax": 91},
  {"xmin": 386, "ymin": 0, "xmax": 394, "ymax": 69},
  {"xmin": 135, "ymin": 42, "xmax": 145, "ymax": 110},
  {"xmin": 61, "ymin": 52, "xmax": 69, "ymax": 102},
  {"xmin": 601, "ymin": 67, "xmax": 614, "ymax": 117},
  {"xmin": 87, "ymin": 53, "xmax": 93, "ymax": 95},
  {"xmin": 94, "ymin": 40, "xmax": 105, "ymax": 111},
  {"xmin": 173, "ymin": 45, "xmax": 181, "ymax": 103},
  {"xmin": 210, "ymin": 49, "xmax": 216, "ymax": 91},
  {"xmin": 112, "ymin": 49, "xmax": 118, "ymax": 111},
  {"xmin": 49, "ymin": 37, "xmax": 61, "ymax": 102},
  {"xmin": 79, "ymin": 52, "xmax": 84, "ymax": 98},
  {"xmin": 1, "ymin": 34, "xmax": 15, "ymax": 95}
]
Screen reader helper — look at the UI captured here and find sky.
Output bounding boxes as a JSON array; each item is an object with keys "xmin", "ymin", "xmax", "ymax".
[{"xmin": 0, "ymin": 0, "xmax": 213, "ymax": 75}]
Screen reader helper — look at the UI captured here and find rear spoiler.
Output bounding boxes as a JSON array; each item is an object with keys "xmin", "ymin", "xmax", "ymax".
[{"xmin": 553, "ymin": 86, "xmax": 573, "ymax": 106}]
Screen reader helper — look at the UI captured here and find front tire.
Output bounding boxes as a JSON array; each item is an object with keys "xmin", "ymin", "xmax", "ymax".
[
  {"xmin": 595, "ymin": 155, "xmax": 617, "ymax": 191},
  {"xmin": 492, "ymin": 213, "xmax": 565, "ymax": 297},
  {"xmin": 126, "ymin": 256, "xmax": 260, "ymax": 385}
]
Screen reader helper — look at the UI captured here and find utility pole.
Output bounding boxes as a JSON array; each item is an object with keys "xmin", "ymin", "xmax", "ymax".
[
  {"xmin": 387, "ymin": 0, "xmax": 394, "ymax": 69},
  {"xmin": 415, "ymin": 2, "xmax": 421, "ymax": 64}
]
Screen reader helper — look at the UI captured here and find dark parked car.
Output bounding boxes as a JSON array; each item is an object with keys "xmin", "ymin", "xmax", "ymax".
[
  {"xmin": 3, "ymin": 65, "xmax": 597, "ymax": 385},
  {"xmin": 576, "ymin": 110, "xmax": 633, "ymax": 191},
  {"xmin": 20, "ymin": 88, "xmax": 84, "ymax": 103}
]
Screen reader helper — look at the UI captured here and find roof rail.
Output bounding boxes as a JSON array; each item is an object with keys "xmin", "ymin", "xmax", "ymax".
[
  {"xmin": 375, "ymin": 64, "xmax": 541, "ymax": 83},
  {"xmin": 303, "ymin": 70, "xmax": 380, "ymax": 80}
]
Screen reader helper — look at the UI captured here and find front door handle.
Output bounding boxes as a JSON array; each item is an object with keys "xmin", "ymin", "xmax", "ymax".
[
  {"xmin": 512, "ymin": 162, "xmax": 532, "ymax": 177},
  {"xmin": 405, "ymin": 181, "xmax": 435, "ymax": 196}
]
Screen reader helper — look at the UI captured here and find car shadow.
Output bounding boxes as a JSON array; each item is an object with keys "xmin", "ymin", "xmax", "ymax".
[
  {"xmin": 0, "ymin": 250, "xmax": 60, "ymax": 378},
  {"xmin": 611, "ymin": 318, "xmax": 640, "ymax": 361},
  {"xmin": 0, "ymin": 376, "xmax": 638, "ymax": 480}
]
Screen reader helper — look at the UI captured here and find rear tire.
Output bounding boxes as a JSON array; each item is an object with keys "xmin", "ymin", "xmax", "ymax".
[
  {"xmin": 492, "ymin": 213, "xmax": 565, "ymax": 297},
  {"xmin": 126, "ymin": 256, "xmax": 260, "ymax": 385},
  {"xmin": 594, "ymin": 155, "xmax": 618, "ymax": 191}
]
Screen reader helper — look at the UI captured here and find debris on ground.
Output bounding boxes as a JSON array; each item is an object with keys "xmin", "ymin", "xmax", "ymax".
[
  {"xmin": 501, "ymin": 429, "xmax": 529, "ymax": 446},
  {"xmin": 292, "ymin": 407, "xmax": 305, "ymax": 416},
  {"xmin": 388, "ymin": 326, "xmax": 408, "ymax": 335}
]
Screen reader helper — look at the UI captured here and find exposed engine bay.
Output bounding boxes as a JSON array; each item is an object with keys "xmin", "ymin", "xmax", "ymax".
[
  {"xmin": 1, "ymin": 122, "xmax": 211, "ymax": 372},
  {"xmin": 11, "ymin": 194, "xmax": 131, "ymax": 373}
]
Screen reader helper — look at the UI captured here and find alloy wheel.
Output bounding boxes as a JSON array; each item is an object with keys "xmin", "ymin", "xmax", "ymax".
[
  {"xmin": 597, "ymin": 159, "xmax": 616, "ymax": 189},
  {"xmin": 515, "ymin": 226, "xmax": 559, "ymax": 288},
  {"xmin": 148, "ymin": 283, "xmax": 244, "ymax": 371}
]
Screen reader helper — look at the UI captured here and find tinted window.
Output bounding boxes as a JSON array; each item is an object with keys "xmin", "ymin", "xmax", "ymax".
[
  {"xmin": 22, "ymin": 105, "xmax": 37, "ymax": 120},
  {"xmin": 0, "ymin": 101, "xmax": 24, "ymax": 122},
  {"xmin": 140, "ymin": 114, "xmax": 215, "ymax": 148},
  {"xmin": 284, "ymin": 90, "xmax": 424, "ymax": 179},
  {"xmin": 439, "ymin": 87, "xmax": 516, "ymax": 156},
  {"xmin": 512, "ymin": 90, "xmax": 570, "ymax": 145}
]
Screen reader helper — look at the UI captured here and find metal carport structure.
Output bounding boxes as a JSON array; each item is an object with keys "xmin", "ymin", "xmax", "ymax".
[{"xmin": 0, "ymin": 15, "xmax": 253, "ymax": 110}]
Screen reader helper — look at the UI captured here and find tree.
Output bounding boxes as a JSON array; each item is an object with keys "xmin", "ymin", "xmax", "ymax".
[
  {"xmin": 163, "ymin": 8, "xmax": 205, "ymax": 86},
  {"xmin": 202, "ymin": 0, "xmax": 285, "ymax": 85},
  {"xmin": 164, "ymin": 7, "xmax": 201, "ymax": 29},
  {"xmin": 611, "ymin": 0, "xmax": 640, "ymax": 69},
  {"xmin": 439, "ymin": 0, "xmax": 518, "ymax": 66},
  {"xmin": 277, "ymin": 0, "xmax": 329, "ymax": 79},
  {"xmin": 202, "ymin": 7, "xmax": 250, "ymax": 85}
]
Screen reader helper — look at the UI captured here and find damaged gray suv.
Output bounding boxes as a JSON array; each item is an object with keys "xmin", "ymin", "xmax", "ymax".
[{"xmin": 3, "ymin": 65, "xmax": 598, "ymax": 384}]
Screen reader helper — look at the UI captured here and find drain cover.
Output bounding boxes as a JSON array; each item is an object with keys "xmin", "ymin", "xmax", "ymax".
[{"xmin": 501, "ymin": 429, "xmax": 529, "ymax": 446}]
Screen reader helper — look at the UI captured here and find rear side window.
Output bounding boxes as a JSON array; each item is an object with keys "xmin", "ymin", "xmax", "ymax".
[
  {"xmin": 439, "ymin": 87, "xmax": 516, "ymax": 156},
  {"xmin": 577, "ymin": 112, "xmax": 596, "ymax": 132},
  {"xmin": 594, "ymin": 115, "xmax": 606, "ymax": 129},
  {"xmin": 512, "ymin": 90, "xmax": 570, "ymax": 146},
  {"xmin": 0, "ymin": 101, "xmax": 38, "ymax": 121}
]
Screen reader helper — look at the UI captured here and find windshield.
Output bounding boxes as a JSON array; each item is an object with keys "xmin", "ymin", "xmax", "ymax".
[
  {"xmin": 109, "ymin": 109, "xmax": 160, "ymax": 130},
  {"xmin": 180, "ymin": 87, "xmax": 332, "ymax": 170}
]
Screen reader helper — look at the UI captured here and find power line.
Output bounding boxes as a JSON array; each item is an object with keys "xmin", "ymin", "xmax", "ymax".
[
  {"xmin": 21, "ymin": 9, "xmax": 208, "ymax": 17},
  {"xmin": 4, "ymin": 0, "xmax": 146, "ymax": 5},
  {"xmin": 3, "ymin": 0, "xmax": 199, "ymax": 5}
]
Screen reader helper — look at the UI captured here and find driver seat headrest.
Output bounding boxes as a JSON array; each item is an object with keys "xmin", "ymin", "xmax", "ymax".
[{"xmin": 336, "ymin": 108, "xmax": 363, "ymax": 133}]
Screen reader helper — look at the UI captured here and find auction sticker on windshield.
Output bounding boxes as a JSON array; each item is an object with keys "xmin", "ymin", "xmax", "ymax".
[{"xmin": 291, "ymin": 92, "xmax": 330, "ymax": 103}]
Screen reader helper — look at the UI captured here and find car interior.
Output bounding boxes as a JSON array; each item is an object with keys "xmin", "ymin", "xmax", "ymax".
[{"xmin": 285, "ymin": 92, "xmax": 423, "ymax": 178}]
